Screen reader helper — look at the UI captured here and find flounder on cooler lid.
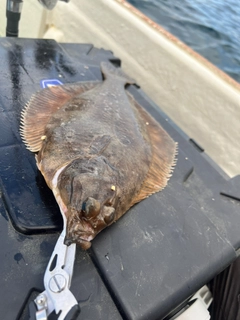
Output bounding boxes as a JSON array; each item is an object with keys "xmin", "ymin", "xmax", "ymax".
[{"xmin": 20, "ymin": 61, "xmax": 177, "ymax": 250}]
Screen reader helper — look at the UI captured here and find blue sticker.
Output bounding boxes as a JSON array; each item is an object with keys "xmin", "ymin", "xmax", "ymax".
[{"xmin": 40, "ymin": 79, "xmax": 63, "ymax": 89}]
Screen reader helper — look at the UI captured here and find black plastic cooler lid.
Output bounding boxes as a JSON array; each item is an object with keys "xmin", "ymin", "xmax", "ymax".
[{"xmin": 0, "ymin": 38, "xmax": 239, "ymax": 320}]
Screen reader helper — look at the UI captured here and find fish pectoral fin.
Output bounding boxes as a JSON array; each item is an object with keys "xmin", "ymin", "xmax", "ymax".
[
  {"xmin": 128, "ymin": 93, "xmax": 178, "ymax": 206},
  {"xmin": 89, "ymin": 135, "xmax": 111, "ymax": 155},
  {"xmin": 57, "ymin": 167, "xmax": 83, "ymax": 212},
  {"xmin": 20, "ymin": 81, "xmax": 99, "ymax": 152}
]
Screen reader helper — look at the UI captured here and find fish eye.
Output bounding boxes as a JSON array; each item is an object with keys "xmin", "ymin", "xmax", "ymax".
[
  {"xmin": 103, "ymin": 206, "xmax": 115, "ymax": 224},
  {"xmin": 82, "ymin": 197, "xmax": 101, "ymax": 219}
]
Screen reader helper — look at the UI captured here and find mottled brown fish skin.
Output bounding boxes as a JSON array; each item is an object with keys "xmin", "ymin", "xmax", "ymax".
[
  {"xmin": 40, "ymin": 67, "xmax": 151, "ymax": 248},
  {"xmin": 21, "ymin": 62, "xmax": 177, "ymax": 250}
]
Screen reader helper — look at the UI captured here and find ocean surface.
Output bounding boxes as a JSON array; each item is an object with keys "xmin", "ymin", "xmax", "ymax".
[{"xmin": 128, "ymin": 0, "xmax": 240, "ymax": 83}]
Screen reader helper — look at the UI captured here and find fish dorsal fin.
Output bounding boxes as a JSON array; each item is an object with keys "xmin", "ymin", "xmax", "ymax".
[
  {"xmin": 20, "ymin": 82, "xmax": 99, "ymax": 152},
  {"xmin": 128, "ymin": 93, "xmax": 177, "ymax": 206}
]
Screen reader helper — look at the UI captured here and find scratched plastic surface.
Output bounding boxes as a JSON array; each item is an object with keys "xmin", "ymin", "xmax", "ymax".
[{"xmin": 0, "ymin": 38, "xmax": 240, "ymax": 320}]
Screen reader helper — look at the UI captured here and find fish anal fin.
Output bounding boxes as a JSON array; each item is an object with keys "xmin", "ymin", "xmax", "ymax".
[
  {"xmin": 128, "ymin": 94, "xmax": 177, "ymax": 206},
  {"xmin": 20, "ymin": 82, "xmax": 99, "ymax": 152}
]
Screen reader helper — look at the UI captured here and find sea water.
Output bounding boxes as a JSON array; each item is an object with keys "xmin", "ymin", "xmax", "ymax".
[{"xmin": 128, "ymin": 0, "xmax": 240, "ymax": 83}]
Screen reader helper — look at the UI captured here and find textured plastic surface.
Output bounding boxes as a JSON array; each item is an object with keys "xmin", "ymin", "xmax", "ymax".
[{"xmin": 0, "ymin": 38, "xmax": 240, "ymax": 320}]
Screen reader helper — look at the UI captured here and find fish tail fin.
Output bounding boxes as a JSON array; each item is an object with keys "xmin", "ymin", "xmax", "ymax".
[{"xmin": 101, "ymin": 61, "xmax": 135, "ymax": 85}]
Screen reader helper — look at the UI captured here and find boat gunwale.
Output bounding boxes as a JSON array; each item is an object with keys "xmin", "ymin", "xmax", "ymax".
[{"xmin": 116, "ymin": 0, "xmax": 240, "ymax": 92}]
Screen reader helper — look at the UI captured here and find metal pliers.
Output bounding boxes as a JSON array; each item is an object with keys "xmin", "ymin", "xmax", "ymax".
[{"xmin": 29, "ymin": 213, "xmax": 80, "ymax": 320}]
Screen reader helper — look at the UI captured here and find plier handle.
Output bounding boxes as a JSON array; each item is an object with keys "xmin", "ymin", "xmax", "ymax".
[{"xmin": 30, "ymin": 214, "xmax": 80, "ymax": 320}]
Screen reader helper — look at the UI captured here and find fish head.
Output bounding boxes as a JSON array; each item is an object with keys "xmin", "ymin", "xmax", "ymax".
[
  {"xmin": 64, "ymin": 196, "xmax": 116, "ymax": 250},
  {"xmin": 56, "ymin": 158, "xmax": 119, "ymax": 249}
]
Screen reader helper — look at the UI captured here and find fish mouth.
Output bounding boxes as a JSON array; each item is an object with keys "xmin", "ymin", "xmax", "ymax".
[
  {"xmin": 64, "ymin": 200, "xmax": 116, "ymax": 249},
  {"xmin": 64, "ymin": 212, "xmax": 114, "ymax": 249},
  {"xmin": 64, "ymin": 235, "xmax": 92, "ymax": 250},
  {"xmin": 64, "ymin": 214, "xmax": 102, "ymax": 249},
  {"xmin": 65, "ymin": 218, "xmax": 96, "ymax": 248}
]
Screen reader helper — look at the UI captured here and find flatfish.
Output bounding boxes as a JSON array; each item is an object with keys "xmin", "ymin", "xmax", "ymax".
[{"xmin": 20, "ymin": 61, "xmax": 177, "ymax": 249}]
